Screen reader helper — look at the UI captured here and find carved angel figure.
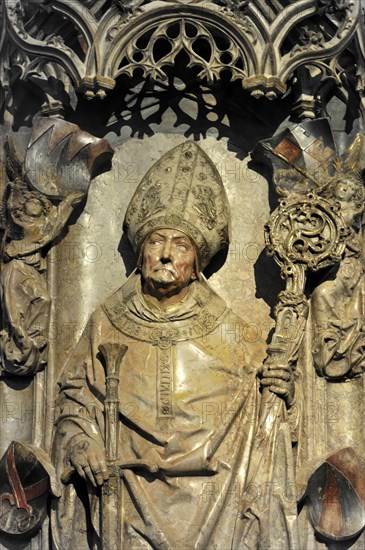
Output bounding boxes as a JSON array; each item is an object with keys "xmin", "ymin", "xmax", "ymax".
[
  {"xmin": 0, "ymin": 119, "xmax": 113, "ymax": 376},
  {"xmin": 0, "ymin": 179, "xmax": 82, "ymax": 375},
  {"xmin": 311, "ymin": 134, "xmax": 365, "ymax": 379}
]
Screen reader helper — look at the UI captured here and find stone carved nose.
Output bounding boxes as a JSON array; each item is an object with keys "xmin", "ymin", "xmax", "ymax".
[{"xmin": 161, "ymin": 241, "xmax": 172, "ymax": 260}]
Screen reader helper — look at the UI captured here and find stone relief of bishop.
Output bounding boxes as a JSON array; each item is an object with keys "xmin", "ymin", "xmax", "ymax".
[{"xmin": 51, "ymin": 141, "xmax": 298, "ymax": 549}]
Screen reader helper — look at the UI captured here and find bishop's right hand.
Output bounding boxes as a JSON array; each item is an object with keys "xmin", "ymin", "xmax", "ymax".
[{"xmin": 69, "ymin": 437, "xmax": 109, "ymax": 487}]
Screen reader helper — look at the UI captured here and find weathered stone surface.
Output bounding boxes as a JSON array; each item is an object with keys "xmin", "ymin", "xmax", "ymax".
[{"xmin": 1, "ymin": 1, "xmax": 365, "ymax": 548}]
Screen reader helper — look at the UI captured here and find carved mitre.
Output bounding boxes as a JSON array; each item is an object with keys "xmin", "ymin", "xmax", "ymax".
[{"xmin": 123, "ymin": 141, "xmax": 230, "ymax": 269}]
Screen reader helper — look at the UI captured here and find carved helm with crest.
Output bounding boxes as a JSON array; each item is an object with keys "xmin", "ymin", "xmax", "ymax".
[
  {"xmin": 123, "ymin": 141, "xmax": 230, "ymax": 270},
  {"xmin": 255, "ymin": 118, "xmax": 365, "ymax": 202}
]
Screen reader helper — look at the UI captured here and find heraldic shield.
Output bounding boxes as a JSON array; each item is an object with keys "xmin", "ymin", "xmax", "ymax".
[
  {"xmin": 304, "ymin": 447, "xmax": 365, "ymax": 541},
  {"xmin": 0, "ymin": 441, "xmax": 49, "ymax": 536}
]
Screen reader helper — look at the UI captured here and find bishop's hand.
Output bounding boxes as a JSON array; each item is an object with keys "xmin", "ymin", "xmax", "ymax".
[
  {"xmin": 258, "ymin": 362, "xmax": 295, "ymax": 408},
  {"xmin": 69, "ymin": 437, "xmax": 109, "ymax": 487}
]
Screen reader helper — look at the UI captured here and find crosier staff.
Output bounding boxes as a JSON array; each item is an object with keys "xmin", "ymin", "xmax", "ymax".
[
  {"xmin": 241, "ymin": 192, "xmax": 347, "ymax": 549},
  {"xmin": 98, "ymin": 343, "xmax": 128, "ymax": 550}
]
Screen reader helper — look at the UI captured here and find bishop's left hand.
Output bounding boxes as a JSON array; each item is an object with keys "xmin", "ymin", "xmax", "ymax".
[{"xmin": 258, "ymin": 362, "xmax": 295, "ymax": 407}]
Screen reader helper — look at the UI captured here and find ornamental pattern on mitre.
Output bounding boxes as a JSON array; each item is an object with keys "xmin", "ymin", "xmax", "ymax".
[{"xmin": 123, "ymin": 141, "xmax": 230, "ymax": 268}]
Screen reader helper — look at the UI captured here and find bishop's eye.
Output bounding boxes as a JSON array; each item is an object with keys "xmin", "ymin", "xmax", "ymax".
[{"xmin": 147, "ymin": 237, "xmax": 163, "ymax": 246}]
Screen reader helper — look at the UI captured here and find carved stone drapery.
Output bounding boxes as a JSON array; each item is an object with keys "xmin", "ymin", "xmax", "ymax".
[{"xmin": 1, "ymin": 1, "xmax": 365, "ymax": 549}]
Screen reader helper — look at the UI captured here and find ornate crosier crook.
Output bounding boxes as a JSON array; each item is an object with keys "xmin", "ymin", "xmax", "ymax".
[{"xmin": 243, "ymin": 131, "xmax": 348, "ymax": 548}]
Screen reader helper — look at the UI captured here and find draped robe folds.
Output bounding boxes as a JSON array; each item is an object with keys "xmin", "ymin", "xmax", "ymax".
[{"xmin": 51, "ymin": 274, "xmax": 297, "ymax": 549}]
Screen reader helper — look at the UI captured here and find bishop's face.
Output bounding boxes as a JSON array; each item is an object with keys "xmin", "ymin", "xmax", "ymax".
[{"xmin": 141, "ymin": 228, "xmax": 197, "ymax": 296}]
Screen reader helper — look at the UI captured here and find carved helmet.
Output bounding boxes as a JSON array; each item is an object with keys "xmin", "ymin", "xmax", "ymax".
[
  {"xmin": 0, "ymin": 441, "xmax": 58, "ymax": 537},
  {"xmin": 123, "ymin": 141, "xmax": 230, "ymax": 269}
]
